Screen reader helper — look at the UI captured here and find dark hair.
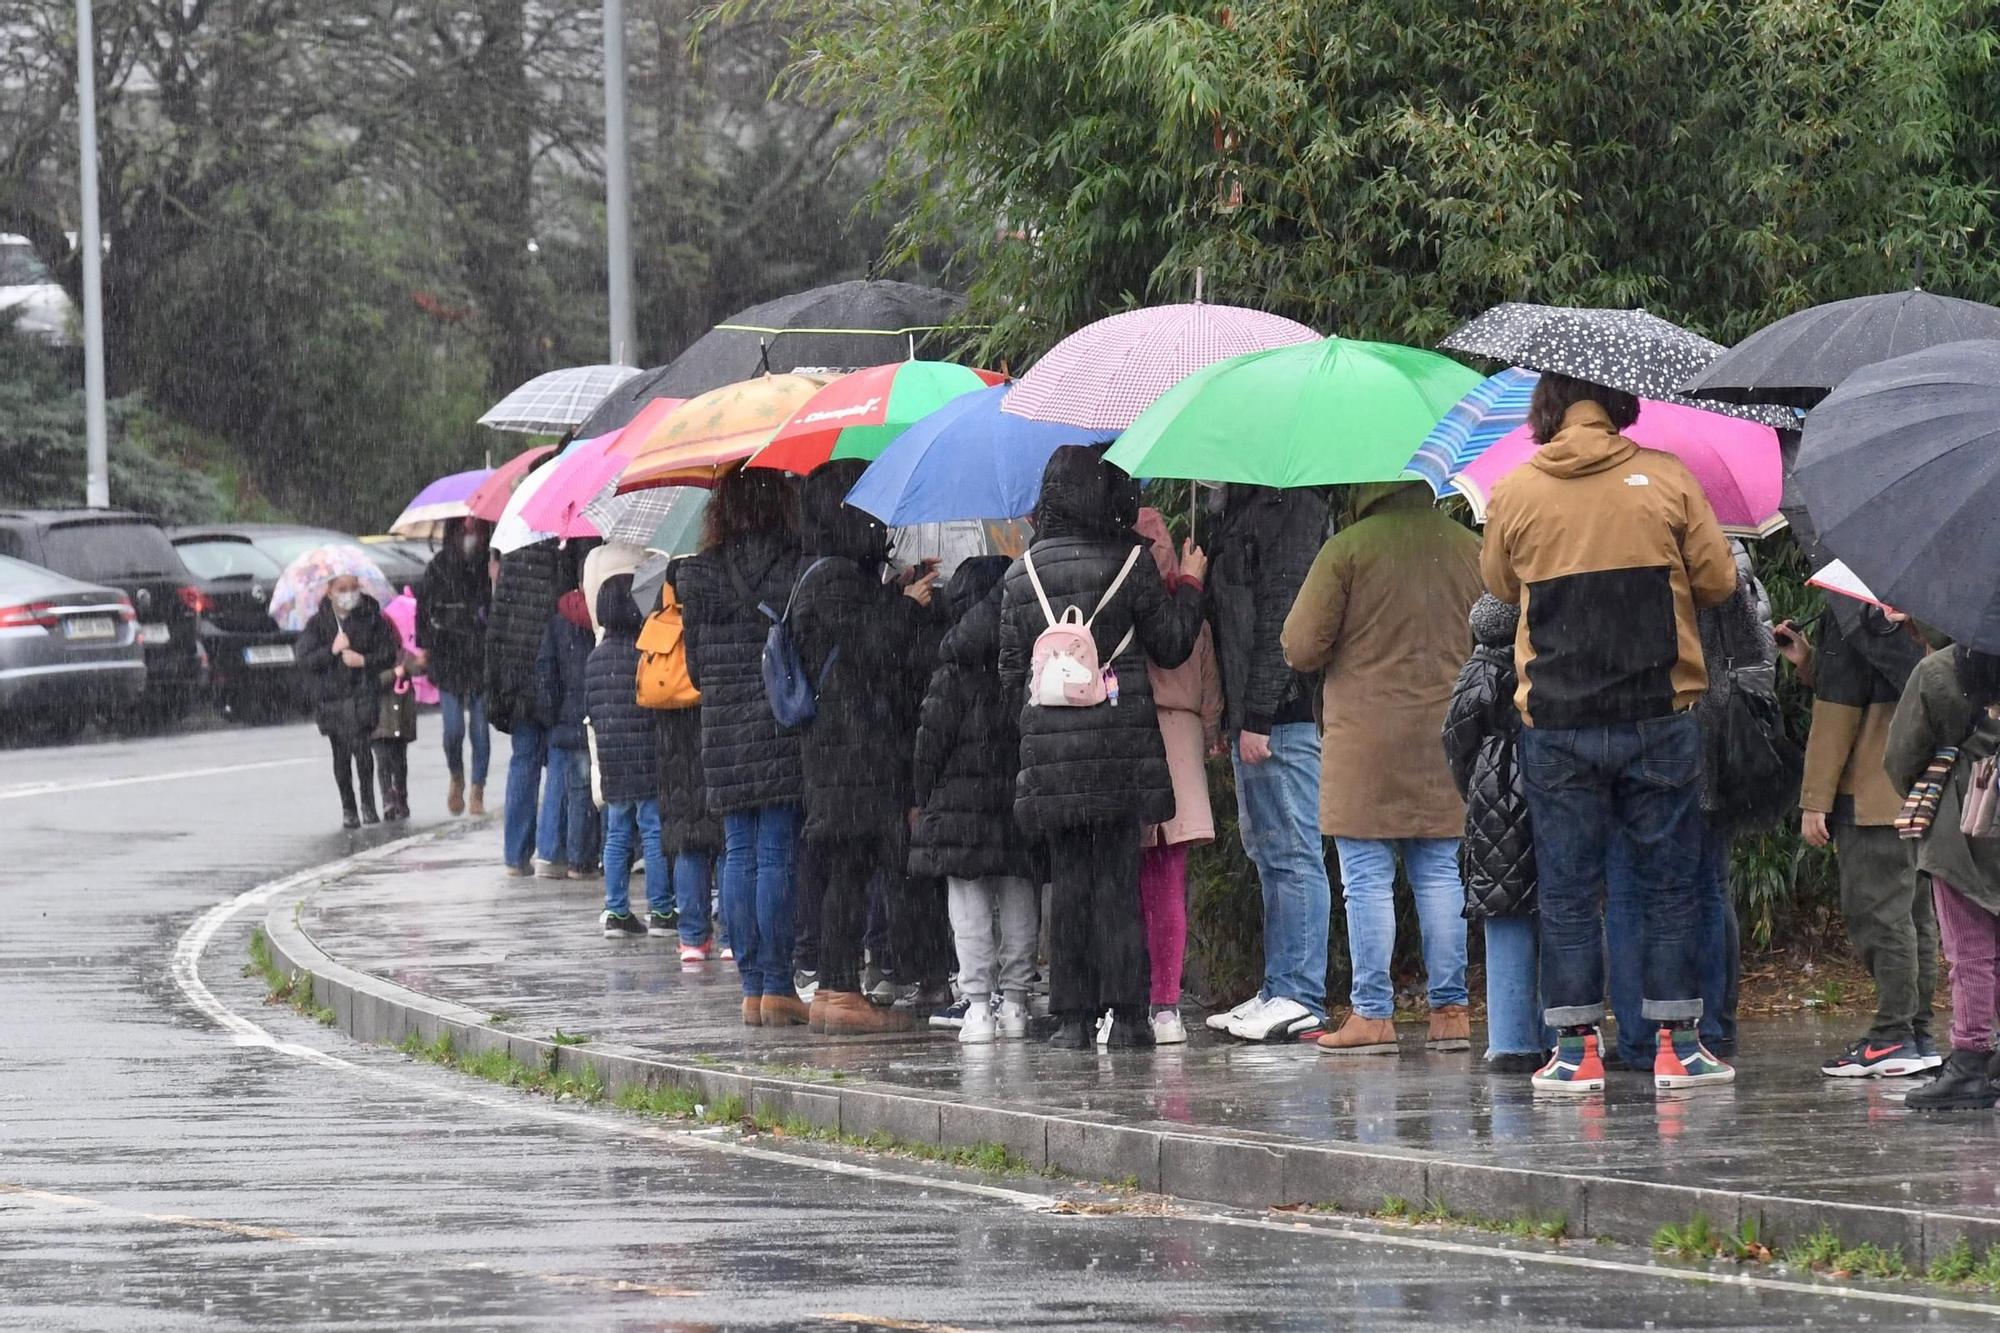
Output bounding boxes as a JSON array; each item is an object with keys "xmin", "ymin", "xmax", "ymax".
[
  {"xmin": 1955, "ymin": 644, "xmax": 2000, "ymax": 711},
  {"xmin": 700, "ymin": 466, "xmax": 797, "ymax": 552},
  {"xmin": 1528, "ymin": 372, "xmax": 1641, "ymax": 445}
]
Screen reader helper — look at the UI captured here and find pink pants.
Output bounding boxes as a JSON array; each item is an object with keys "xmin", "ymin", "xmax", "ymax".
[
  {"xmin": 1139, "ymin": 842, "xmax": 1190, "ymax": 1007},
  {"xmin": 1935, "ymin": 877, "xmax": 2000, "ymax": 1053}
]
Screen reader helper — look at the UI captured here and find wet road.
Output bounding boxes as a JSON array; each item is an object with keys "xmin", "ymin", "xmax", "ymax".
[{"xmin": 2, "ymin": 724, "xmax": 1993, "ymax": 1329}]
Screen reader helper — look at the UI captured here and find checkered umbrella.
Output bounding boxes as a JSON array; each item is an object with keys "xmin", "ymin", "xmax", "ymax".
[
  {"xmin": 478, "ymin": 365, "xmax": 644, "ymax": 434},
  {"xmin": 583, "ymin": 484, "xmax": 709, "ymax": 550},
  {"xmin": 1001, "ymin": 303, "xmax": 1320, "ymax": 431}
]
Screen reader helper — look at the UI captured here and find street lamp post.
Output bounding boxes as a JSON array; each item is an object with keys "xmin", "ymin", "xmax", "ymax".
[
  {"xmin": 602, "ymin": 0, "xmax": 636, "ymax": 367},
  {"xmin": 76, "ymin": 0, "xmax": 109, "ymax": 508}
]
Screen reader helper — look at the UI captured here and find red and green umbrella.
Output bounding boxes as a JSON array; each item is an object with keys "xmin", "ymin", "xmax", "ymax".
[{"xmin": 748, "ymin": 361, "xmax": 1006, "ymax": 474}]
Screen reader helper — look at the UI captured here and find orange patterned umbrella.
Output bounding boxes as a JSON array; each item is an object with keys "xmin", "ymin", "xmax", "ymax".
[{"xmin": 615, "ymin": 373, "xmax": 829, "ymax": 492}]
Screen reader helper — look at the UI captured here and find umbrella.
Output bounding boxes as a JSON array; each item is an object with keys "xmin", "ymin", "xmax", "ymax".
[
  {"xmin": 614, "ymin": 374, "xmax": 829, "ymax": 491},
  {"xmin": 466, "ymin": 445, "xmax": 556, "ymax": 521},
  {"xmin": 388, "ymin": 467, "xmax": 492, "ymax": 538},
  {"xmin": 479, "ymin": 365, "xmax": 644, "ymax": 434},
  {"xmin": 267, "ymin": 544, "xmax": 394, "ymax": 632},
  {"xmin": 489, "ymin": 457, "xmax": 566, "ymax": 554},
  {"xmin": 1794, "ymin": 338, "xmax": 2000, "ymax": 650},
  {"xmin": 585, "ymin": 485, "xmax": 710, "ymax": 550},
  {"xmin": 1806, "ymin": 559, "xmax": 1889, "ymax": 611},
  {"xmin": 748, "ymin": 361, "xmax": 1006, "ymax": 474},
  {"xmin": 1439, "ymin": 303, "xmax": 1793, "ymax": 428},
  {"xmin": 1404, "ymin": 368, "xmax": 1537, "ymax": 495},
  {"xmin": 845, "ymin": 383, "xmax": 1115, "ymax": 525},
  {"xmin": 1449, "ymin": 398, "xmax": 1784, "ymax": 537},
  {"xmin": 1682, "ymin": 289, "xmax": 2000, "ymax": 409},
  {"xmin": 1002, "ymin": 303, "xmax": 1320, "ymax": 431},
  {"xmin": 1103, "ymin": 337, "xmax": 1481, "ymax": 487},
  {"xmin": 576, "ymin": 281, "xmax": 964, "ymax": 435},
  {"xmin": 516, "ymin": 432, "xmax": 628, "ymax": 539}
]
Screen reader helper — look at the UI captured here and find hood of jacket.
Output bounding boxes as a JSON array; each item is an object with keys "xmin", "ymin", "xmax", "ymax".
[
  {"xmin": 1530, "ymin": 401, "xmax": 1638, "ymax": 480},
  {"xmin": 556, "ymin": 587, "xmax": 592, "ymax": 630},
  {"xmin": 595, "ymin": 574, "xmax": 642, "ymax": 635},
  {"xmin": 800, "ymin": 459, "xmax": 887, "ymax": 569},
  {"xmin": 1350, "ymin": 480, "xmax": 1433, "ymax": 522},
  {"xmin": 1468, "ymin": 593, "xmax": 1519, "ymax": 648},
  {"xmin": 1033, "ymin": 444, "xmax": 1128, "ymax": 542},
  {"xmin": 945, "ymin": 555, "xmax": 1010, "ymax": 622},
  {"xmin": 940, "ymin": 581, "xmax": 1003, "ymax": 669}
]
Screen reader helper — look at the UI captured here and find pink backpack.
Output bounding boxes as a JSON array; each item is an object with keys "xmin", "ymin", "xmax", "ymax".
[{"xmin": 1023, "ymin": 545, "xmax": 1143, "ymax": 708}]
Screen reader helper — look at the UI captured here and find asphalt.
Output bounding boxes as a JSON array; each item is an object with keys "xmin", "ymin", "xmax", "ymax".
[{"xmin": 3, "ymin": 721, "xmax": 1996, "ymax": 1328}]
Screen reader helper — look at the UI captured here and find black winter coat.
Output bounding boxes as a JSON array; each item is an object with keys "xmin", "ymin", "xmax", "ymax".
[
  {"xmin": 417, "ymin": 537, "xmax": 488, "ymax": 698},
  {"xmin": 655, "ymin": 706, "xmax": 721, "ymax": 856},
  {"xmin": 1206, "ymin": 485, "xmax": 1329, "ymax": 737},
  {"xmin": 485, "ymin": 542, "xmax": 560, "ymax": 733},
  {"xmin": 535, "ymin": 605, "xmax": 593, "ymax": 750},
  {"xmin": 673, "ymin": 535, "xmax": 806, "ymax": 814},
  {"xmin": 584, "ymin": 576, "xmax": 655, "ymax": 805},
  {"xmin": 296, "ymin": 594, "xmax": 400, "ymax": 740},
  {"xmin": 999, "ymin": 447, "xmax": 1205, "ymax": 836},
  {"xmin": 1441, "ymin": 640, "xmax": 1535, "ymax": 919}
]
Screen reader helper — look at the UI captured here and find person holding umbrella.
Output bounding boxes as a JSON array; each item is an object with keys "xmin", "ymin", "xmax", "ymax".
[{"xmin": 295, "ymin": 572, "xmax": 401, "ymax": 828}]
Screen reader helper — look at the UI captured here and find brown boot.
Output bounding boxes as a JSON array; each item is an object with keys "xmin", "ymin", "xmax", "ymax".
[
  {"xmin": 1426, "ymin": 1004, "xmax": 1471, "ymax": 1052},
  {"xmin": 760, "ymin": 993, "xmax": 811, "ymax": 1027},
  {"xmin": 1316, "ymin": 1013, "xmax": 1399, "ymax": 1055},
  {"xmin": 741, "ymin": 996, "xmax": 763, "ymax": 1027},
  {"xmin": 808, "ymin": 993, "xmax": 831, "ymax": 1034},
  {"xmin": 447, "ymin": 774, "xmax": 465, "ymax": 815},
  {"xmin": 467, "ymin": 783, "xmax": 485, "ymax": 816},
  {"xmin": 814, "ymin": 990, "xmax": 916, "ymax": 1036}
]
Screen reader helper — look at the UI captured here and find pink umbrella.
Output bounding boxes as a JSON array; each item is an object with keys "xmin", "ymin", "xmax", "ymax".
[
  {"xmin": 517, "ymin": 432, "xmax": 627, "ymax": 539},
  {"xmin": 1451, "ymin": 398, "xmax": 1784, "ymax": 537},
  {"xmin": 1002, "ymin": 302, "xmax": 1321, "ymax": 431},
  {"xmin": 466, "ymin": 445, "xmax": 556, "ymax": 521}
]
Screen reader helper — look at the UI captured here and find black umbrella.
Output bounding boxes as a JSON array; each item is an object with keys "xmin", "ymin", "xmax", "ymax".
[
  {"xmin": 1682, "ymin": 289, "xmax": 2000, "ymax": 410},
  {"xmin": 577, "ymin": 280, "xmax": 965, "ymax": 436},
  {"xmin": 1793, "ymin": 338, "xmax": 2000, "ymax": 651},
  {"xmin": 1439, "ymin": 302, "xmax": 1793, "ymax": 427}
]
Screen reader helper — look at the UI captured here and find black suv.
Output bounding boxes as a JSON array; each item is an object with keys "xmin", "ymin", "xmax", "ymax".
[
  {"xmin": 166, "ymin": 528, "xmax": 306, "ymax": 722},
  {"xmin": 0, "ymin": 509, "xmax": 207, "ymax": 715}
]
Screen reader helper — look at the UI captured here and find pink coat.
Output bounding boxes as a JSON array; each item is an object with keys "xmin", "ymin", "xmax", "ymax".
[
  {"xmin": 1137, "ymin": 509, "xmax": 1223, "ymax": 847},
  {"xmin": 381, "ymin": 587, "xmax": 440, "ymax": 706}
]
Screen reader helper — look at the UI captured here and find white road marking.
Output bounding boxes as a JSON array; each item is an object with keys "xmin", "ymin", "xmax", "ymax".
[
  {"xmin": 0, "ymin": 1183, "xmax": 327, "ymax": 1245},
  {"xmin": 0, "ymin": 756, "xmax": 316, "ymax": 802}
]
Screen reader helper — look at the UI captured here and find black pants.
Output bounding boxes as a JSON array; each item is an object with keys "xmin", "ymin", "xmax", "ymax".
[
  {"xmin": 1045, "ymin": 817, "xmax": 1149, "ymax": 1016},
  {"xmin": 816, "ymin": 833, "xmax": 886, "ymax": 995},
  {"xmin": 374, "ymin": 739, "xmax": 409, "ymax": 806},
  {"xmin": 794, "ymin": 838, "xmax": 825, "ymax": 974},
  {"xmin": 891, "ymin": 872, "xmax": 952, "ymax": 991},
  {"xmin": 329, "ymin": 734, "xmax": 376, "ymax": 814}
]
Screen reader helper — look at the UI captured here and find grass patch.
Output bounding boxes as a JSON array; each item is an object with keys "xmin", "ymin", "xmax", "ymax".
[
  {"xmin": 245, "ymin": 928, "xmax": 335, "ymax": 1026},
  {"xmin": 397, "ymin": 1031, "xmax": 606, "ymax": 1103},
  {"xmin": 550, "ymin": 1030, "xmax": 592, "ymax": 1047},
  {"xmin": 1373, "ymin": 1195, "xmax": 1567, "ymax": 1242}
]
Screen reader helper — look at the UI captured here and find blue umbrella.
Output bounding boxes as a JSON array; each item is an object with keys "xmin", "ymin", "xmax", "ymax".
[
  {"xmin": 1403, "ymin": 367, "xmax": 1537, "ymax": 495},
  {"xmin": 845, "ymin": 384, "xmax": 1115, "ymax": 524}
]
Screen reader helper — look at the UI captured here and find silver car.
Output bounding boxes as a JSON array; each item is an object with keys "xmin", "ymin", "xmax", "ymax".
[{"xmin": 0, "ymin": 553, "xmax": 144, "ymax": 741}]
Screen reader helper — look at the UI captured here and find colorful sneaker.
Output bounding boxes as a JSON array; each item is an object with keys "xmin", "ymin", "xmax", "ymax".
[
  {"xmin": 646, "ymin": 908, "xmax": 679, "ymax": 935},
  {"xmin": 1821, "ymin": 1036, "xmax": 1930, "ymax": 1079},
  {"xmin": 1654, "ymin": 1027, "xmax": 1735, "ymax": 1089},
  {"xmin": 1532, "ymin": 1031, "xmax": 1606, "ymax": 1093},
  {"xmin": 601, "ymin": 911, "xmax": 647, "ymax": 939},
  {"xmin": 678, "ymin": 941, "xmax": 710, "ymax": 963},
  {"xmin": 1915, "ymin": 1033, "xmax": 1944, "ymax": 1070}
]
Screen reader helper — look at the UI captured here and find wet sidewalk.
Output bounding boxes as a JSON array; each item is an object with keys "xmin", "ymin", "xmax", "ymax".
[{"xmin": 284, "ymin": 824, "xmax": 2000, "ymax": 1265}]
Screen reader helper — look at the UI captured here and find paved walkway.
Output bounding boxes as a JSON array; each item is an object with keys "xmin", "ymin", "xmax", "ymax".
[{"xmin": 295, "ymin": 824, "xmax": 2000, "ymax": 1264}]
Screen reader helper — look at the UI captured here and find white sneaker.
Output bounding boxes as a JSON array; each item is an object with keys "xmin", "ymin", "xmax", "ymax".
[
  {"xmin": 1206, "ymin": 994, "xmax": 1268, "ymax": 1033},
  {"xmin": 960, "ymin": 1003, "xmax": 998, "ymax": 1045},
  {"xmin": 997, "ymin": 998, "xmax": 1030, "ymax": 1039},
  {"xmin": 1152, "ymin": 1008, "xmax": 1188, "ymax": 1045},
  {"xmin": 1095, "ymin": 1009, "xmax": 1115, "ymax": 1046},
  {"xmin": 1228, "ymin": 995, "xmax": 1324, "ymax": 1042}
]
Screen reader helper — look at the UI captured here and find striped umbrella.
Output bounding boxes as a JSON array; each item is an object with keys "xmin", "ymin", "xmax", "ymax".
[
  {"xmin": 1404, "ymin": 368, "xmax": 1537, "ymax": 494},
  {"xmin": 478, "ymin": 365, "xmax": 643, "ymax": 434}
]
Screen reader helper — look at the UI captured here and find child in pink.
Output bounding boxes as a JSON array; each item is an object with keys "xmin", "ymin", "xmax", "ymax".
[{"xmin": 1134, "ymin": 509, "xmax": 1224, "ymax": 1045}]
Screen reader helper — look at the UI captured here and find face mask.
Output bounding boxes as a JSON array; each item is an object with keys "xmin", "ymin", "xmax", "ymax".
[
  {"xmin": 461, "ymin": 535, "xmax": 481, "ymax": 557},
  {"xmin": 331, "ymin": 590, "xmax": 361, "ymax": 613}
]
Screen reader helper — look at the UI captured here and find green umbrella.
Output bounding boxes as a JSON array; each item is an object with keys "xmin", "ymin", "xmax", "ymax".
[{"xmin": 1103, "ymin": 337, "xmax": 1482, "ymax": 487}]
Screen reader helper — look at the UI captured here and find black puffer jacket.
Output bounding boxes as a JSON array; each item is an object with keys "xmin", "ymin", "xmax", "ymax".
[
  {"xmin": 1442, "ymin": 595, "xmax": 1535, "ymax": 919},
  {"xmin": 911, "ymin": 558, "xmax": 1030, "ymax": 879},
  {"xmin": 535, "ymin": 591, "xmax": 594, "ymax": 750},
  {"xmin": 484, "ymin": 541, "xmax": 560, "ymax": 733},
  {"xmin": 295, "ymin": 594, "xmax": 401, "ymax": 739},
  {"xmin": 1206, "ymin": 485, "xmax": 1330, "ymax": 737},
  {"xmin": 998, "ymin": 446, "xmax": 1205, "ymax": 835},
  {"xmin": 791, "ymin": 460, "xmax": 939, "ymax": 843},
  {"xmin": 584, "ymin": 576, "xmax": 655, "ymax": 804},
  {"xmin": 674, "ymin": 533, "xmax": 806, "ymax": 814},
  {"xmin": 655, "ymin": 706, "xmax": 721, "ymax": 855},
  {"xmin": 417, "ymin": 522, "xmax": 489, "ymax": 698}
]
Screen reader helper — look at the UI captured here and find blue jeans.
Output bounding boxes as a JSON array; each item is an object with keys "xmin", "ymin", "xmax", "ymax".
[
  {"xmin": 440, "ymin": 690, "xmax": 490, "ymax": 786},
  {"xmin": 721, "ymin": 803, "xmax": 800, "ymax": 996},
  {"xmin": 675, "ymin": 852, "xmax": 714, "ymax": 946},
  {"xmin": 603, "ymin": 798, "xmax": 668, "ymax": 917},
  {"xmin": 1483, "ymin": 914, "xmax": 1551, "ymax": 1057},
  {"xmin": 1519, "ymin": 713, "xmax": 1705, "ymax": 1029},
  {"xmin": 537, "ymin": 745, "xmax": 595, "ymax": 868},
  {"xmin": 1609, "ymin": 811, "xmax": 1735, "ymax": 1061},
  {"xmin": 1233, "ymin": 722, "xmax": 1332, "ymax": 1014},
  {"xmin": 1332, "ymin": 837, "xmax": 1469, "ymax": 1019},
  {"xmin": 502, "ymin": 722, "xmax": 547, "ymax": 869}
]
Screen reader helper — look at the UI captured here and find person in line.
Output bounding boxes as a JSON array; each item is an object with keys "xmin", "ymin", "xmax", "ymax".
[
  {"xmin": 674, "ymin": 469, "xmax": 808, "ymax": 1020},
  {"xmin": 1283, "ymin": 481, "xmax": 1483, "ymax": 1056},
  {"xmin": 419, "ymin": 516, "xmax": 492, "ymax": 816},
  {"xmin": 998, "ymin": 446, "xmax": 1207, "ymax": 1050},
  {"xmin": 1441, "ymin": 594, "xmax": 1544, "ymax": 1072},
  {"xmin": 1480, "ymin": 372, "xmax": 1739, "ymax": 1093},
  {"xmin": 912, "ymin": 556, "xmax": 1036, "ymax": 1044},
  {"xmin": 1201, "ymin": 483, "xmax": 1336, "ymax": 1043},
  {"xmin": 486, "ymin": 536, "xmax": 563, "ymax": 875},
  {"xmin": 1884, "ymin": 644, "xmax": 2000, "ymax": 1111},
  {"xmin": 585, "ymin": 575, "xmax": 670, "ymax": 939},
  {"xmin": 370, "ymin": 635, "xmax": 424, "ymax": 822},
  {"xmin": 534, "ymin": 586, "xmax": 598, "ymax": 881},
  {"xmin": 296, "ymin": 573, "xmax": 400, "ymax": 828},
  {"xmin": 790, "ymin": 460, "xmax": 941, "ymax": 1035},
  {"xmin": 653, "ymin": 567, "xmax": 722, "ymax": 963},
  {"xmin": 1133, "ymin": 508, "xmax": 1223, "ymax": 1046}
]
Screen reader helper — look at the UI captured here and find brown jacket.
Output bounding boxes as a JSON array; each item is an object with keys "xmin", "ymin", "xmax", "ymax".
[
  {"xmin": 1481, "ymin": 401, "xmax": 1737, "ymax": 728},
  {"xmin": 1798, "ymin": 609, "xmax": 1928, "ymax": 825},
  {"xmin": 1282, "ymin": 483, "xmax": 1483, "ymax": 838}
]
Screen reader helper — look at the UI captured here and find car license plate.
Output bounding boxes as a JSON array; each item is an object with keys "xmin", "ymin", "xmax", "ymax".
[
  {"xmin": 62, "ymin": 616, "xmax": 117, "ymax": 641},
  {"xmin": 244, "ymin": 643, "xmax": 295, "ymax": 666},
  {"xmin": 139, "ymin": 623, "xmax": 171, "ymax": 645}
]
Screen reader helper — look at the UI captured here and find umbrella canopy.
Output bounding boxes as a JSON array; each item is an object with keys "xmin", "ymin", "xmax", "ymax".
[
  {"xmin": 1450, "ymin": 398, "xmax": 1784, "ymax": 537},
  {"xmin": 1682, "ymin": 289, "xmax": 2000, "ymax": 409},
  {"xmin": 576, "ymin": 281, "xmax": 964, "ymax": 435},
  {"xmin": 1104, "ymin": 337, "xmax": 1481, "ymax": 487},
  {"xmin": 749, "ymin": 361, "xmax": 1006, "ymax": 474},
  {"xmin": 478, "ymin": 365, "xmax": 643, "ymax": 434},
  {"xmin": 388, "ymin": 467, "xmax": 491, "ymax": 538},
  {"xmin": 1003, "ymin": 303, "xmax": 1320, "ymax": 431},
  {"xmin": 845, "ymin": 383, "xmax": 1115, "ymax": 525},
  {"xmin": 1806, "ymin": 559, "xmax": 1889, "ymax": 611},
  {"xmin": 1795, "ymin": 338, "xmax": 2000, "ymax": 650},
  {"xmin": 614, "ymin": 374, "xmax": 829, "ymax": 491},
  {"xmin": 489, "ymin": 457, "xmax": 566, "ymax": 554},
  {"xmin": 585, "ymin": 485, "xmax": 710, "ymax": 551},
  {"xmin": 267, "ymin": 544, "xmax": 394, "ymax": 632},
  {"xmin": 1404, "ymin": 367, "xmax": 1537, "ymax": 495},
  {"xmin": 516, "ymin": 433, "xmax": 626, "ymax": 539},
  {"xmin": 466, "ymin": 445, "xmax": 556, "ymax": 521}
]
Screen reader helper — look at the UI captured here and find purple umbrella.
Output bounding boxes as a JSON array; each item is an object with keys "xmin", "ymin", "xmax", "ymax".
[{"xmin": 388, "ymin": 468, "xmax": 493, "ymax": 538}]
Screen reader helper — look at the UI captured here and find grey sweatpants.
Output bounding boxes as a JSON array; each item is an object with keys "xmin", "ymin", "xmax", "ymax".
[{"xmin": 946, "ymin": 875, "xmax": 1038, "ymax": 1001}]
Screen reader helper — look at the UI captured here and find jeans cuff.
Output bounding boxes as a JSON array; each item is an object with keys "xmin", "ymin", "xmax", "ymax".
[
  {"xmin": 1543, "ymin": 1003, "xmax": 1606, "ymax": 1027},
  {"xmin": 1642, "ymin": 998, "xmax": 1704, "ymax": 1022}
]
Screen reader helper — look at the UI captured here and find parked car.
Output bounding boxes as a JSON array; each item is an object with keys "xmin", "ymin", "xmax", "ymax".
[
  {"xmin": 0, "ymin": 509, "xmax": 205, "ymax": 718},
  {"xmin": 0, "ymin": 554, "xmax": 144, "ymax": 742},
  {"xmin": 0, "ymin": 234, "xmax": 73, "ymax": 345},
  {"xmin": 166, "ymin": 529, "xmax": 306, "ymax": 722},
  {"xmin": 359, "ymin": 536, "xmax": 433, "ymax": 594}
]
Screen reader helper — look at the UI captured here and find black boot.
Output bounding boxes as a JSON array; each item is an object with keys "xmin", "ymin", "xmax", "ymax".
[
  {"xmin": 341, "ymin": 804, "xmax": 360, "ymax": 830},
  {"xmin": 1047, "ymin": 1014, "xmax": 1093, "ymax": 1050},
  {"xmin": 1105, "ymin": 1006, "xmax": 1156, "ymax": 1050},
  {"xmin": 1906, "ymin": 1048, "xmax": 1997, "ymax": 1111},
  {"xmin": 358, "ymin": 794, "xmax": 381, "ymax": 825}
]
